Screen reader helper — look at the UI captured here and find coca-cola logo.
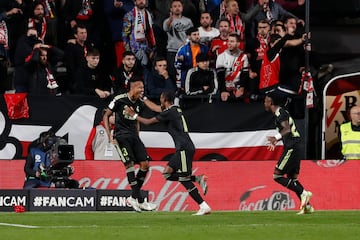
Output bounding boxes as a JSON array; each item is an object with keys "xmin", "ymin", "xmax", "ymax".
[
  {"xmin": 77, "ymin": 165, "xmax": 191, "ymax": 211},
  {"xmin": 316, "ymin": 159, "xmax": 346, "ymax": 168},
  {"xmin": 239, "ymin": 185, "xmax": 296, "ymax": 211}
]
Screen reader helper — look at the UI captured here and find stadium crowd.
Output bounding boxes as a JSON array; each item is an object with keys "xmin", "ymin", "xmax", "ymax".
[{"xmin": 0, "ymin": 0, "xmax": 321, "ymax": 108}]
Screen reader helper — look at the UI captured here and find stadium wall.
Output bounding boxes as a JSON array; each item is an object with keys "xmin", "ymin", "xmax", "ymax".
[
  {"xmin": 0, "ymin": 159, "xmax": 358, "ymax": 211},
  {"xmin": 0, "ymin": 94, "xmax": 285, "ymax": 161}
]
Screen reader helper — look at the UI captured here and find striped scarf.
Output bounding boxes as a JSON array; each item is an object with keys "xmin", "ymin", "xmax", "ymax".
[{"xmin": 0, "ymin": 21, "xmax": 8, "ymax": 49}]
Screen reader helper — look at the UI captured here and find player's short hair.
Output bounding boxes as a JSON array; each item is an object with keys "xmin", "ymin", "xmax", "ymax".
[
  {"xmin": 266, "ymin": 91, "xmax": 286, "ymax": 106},
  {"xmin": 161, "ymin": 91, "xmax": 175, "ymax": 103}
]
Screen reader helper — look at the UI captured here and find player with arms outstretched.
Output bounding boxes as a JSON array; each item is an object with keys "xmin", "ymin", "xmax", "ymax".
[{"xmin": 125, "ymin": 91, "xmax": 210, "ymax": 215}]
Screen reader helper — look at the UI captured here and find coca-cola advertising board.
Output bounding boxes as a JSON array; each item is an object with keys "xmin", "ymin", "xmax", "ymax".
[{"xmin": 1, "ymin": 159, "xmax": 359, "ymax": 211}]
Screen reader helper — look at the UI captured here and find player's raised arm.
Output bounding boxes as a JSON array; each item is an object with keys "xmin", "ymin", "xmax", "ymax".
[{"xmin": 142, "ymin": 97, "xmax": 162, "ymax": 113}]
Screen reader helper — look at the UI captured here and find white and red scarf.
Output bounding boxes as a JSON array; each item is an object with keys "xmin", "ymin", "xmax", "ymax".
[
  {"xmin": 225, "ymin": 52, "xmax": 245, "ymax": 91},
  {"xmin": 256, "ymin": 33, "xmax": 270, "ymax": 60},
  {"xmin": 45, "ymin": 66, "xmax": 58, "ymax": 89},
  {"xmin": 226, "ymin": 13, "xmax": 244, "ymax": 39},
  {"xmin": 28, "ymin": 18, "xmax": 47, "ymax": 41},
  {"xmin": 0, "ymin": 20, "xmax": 9, "ymax": 49},
  {"xmin": 133, "ymin": 7, "xmax": 156, "ymax": 46}
]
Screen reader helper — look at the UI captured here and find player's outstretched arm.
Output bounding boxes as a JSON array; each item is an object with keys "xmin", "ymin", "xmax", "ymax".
[
  {"xmin": 143, "ymin": 97, "xmax": 162, "ymax": 113},
  {"xmin": 124, "ymin": 106, "xmax": 159, "ymax": 126}
]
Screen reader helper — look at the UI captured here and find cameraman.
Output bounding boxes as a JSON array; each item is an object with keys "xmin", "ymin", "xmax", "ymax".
[{"xmin": 23, "ymin": 131, "xmax": 79, "ymax": 189}]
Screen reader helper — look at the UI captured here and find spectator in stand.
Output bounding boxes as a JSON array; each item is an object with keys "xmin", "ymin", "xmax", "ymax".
[
  {"xmin": 146, "ymin": 56, "xmax": 176, "ymax": 99},
  {"xmin": 0, "ymin": 4, "xmax": 23, "ymax": 93},
  {"xmin": 63, "ymin": 0, "xmax": 96, "ymax": 44},
  {"xmin": 278, "ymin": 16, "xmax": 305, "ymax": 97},
  {"xmin": 40, "ymin": 0, "xmax": 58, "ymax": 45},
  {"xmin": 13, "ymin": 27, "xmax": 42, "ymax": 93},
  {"xmin": 210, "ymin": 18, "xmax": 230, "ymax": 59},
  {"xmin": 64, "ymin": 24, "xmax": 92, "ymax": 94},
  {"xmin": 147, "ymin": 0, "xmax": 170, "ymax": 58},
  {"xmin": 185, "ymin": 52, "xmax": 218, "ymax": 99},
  {"xmin": 247, "ymin": 0, "xmax": 304, "ymax": 39},
  {"xmin": 73, "ymin": 47, "xmax": 111, "ymax": 98},
  {"xmin": 216, "ymin": 32, "xmax": 249, "ymax": 102},
  {"xmin": 271, "ymin": 20, "xmax": 285, "ymax": 35},
  {"xmin": 149, "ymin": 0, "xmax": 172, "ymax": 30},
  {"xmin": 111, "ymin": 50, "xmax": 144, "ymax": 95},
  {"xmin": 246, "ymin": 19, "xmax": 271, "ymax": 100},
  {"xmin": 340, "ymin": 105, "xmax": 360, "ymax": 160},
  {"xmin": 122, "ymin": 0, "xmax": 156, "ymax": 70},
  {"xmin": 85, "ymin": 111, "xmax": 121, "ymax": 160},
  {"xmin": 198, "ymin": 11, "xmax": 219, "ymax": 47},
  {"xmin": 104, "ymin": 0, "xmax": 134, "ymax": 68},
  {"xmin": 27, "ymin": 1, "xmax": 47, "ymax": 43},
  {"xmin": 182, "ymin": 0, "xmax": 200, "ymax": 26},
  {"xmin": 25, "ymin": 44, "xmax": 64, "ymax": 95},
  {"xmin": 218, "ymin": 0, "xmax": 261, "ymax": 50},
  {"xmin": 259, "ymin": 33, "xmax": 306, "ymax": 95},
  {"xmin": 163, "ymin": 0, "xmax": 193, "ymax": 82},
  {"xmin": 175, "ymin": 27, "xmax": 208, "ymax": 92},
  {"xmin": 1, "ymin": 0, "xmax": 26, "ymax": 65}
]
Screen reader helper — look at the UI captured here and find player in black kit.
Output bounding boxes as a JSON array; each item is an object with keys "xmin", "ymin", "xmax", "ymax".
[
  {"xmin": 103, "ymin": 79, "xmax": 156, "ymax": 212},
  {"xmin": 125, "ymin": 91, "xmax": 211, "ymax": 215},
  {"xmin": 264, "ymin": 92, "xmax": 313, "ymax": 214}
]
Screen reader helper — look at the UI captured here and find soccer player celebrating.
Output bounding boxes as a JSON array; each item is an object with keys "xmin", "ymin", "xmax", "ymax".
[
  {"xmin": 264, "ymin": 92, "xmax": 313, "ymax": 214},
  {"xmin": 124, "ymin": 91, "xmax": 210, "ymax": 215},
  {"xmin": 103, "ymin": 79, "xmax": 156, "ymax": 212}
]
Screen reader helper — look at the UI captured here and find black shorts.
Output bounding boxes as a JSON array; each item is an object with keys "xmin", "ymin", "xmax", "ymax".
[
  {"xmin": 168, "ymin": 149, "xmax": 194, "ymax": 176},
  {"xmin": 275, "ymin": 146, "xmax": 301, "ymax": 176},
  {"xmin": 114, "ymin": 134, "xmax": 148, "ymax": 164}
]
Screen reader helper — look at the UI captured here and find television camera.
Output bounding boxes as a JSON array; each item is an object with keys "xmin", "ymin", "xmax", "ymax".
[{"xmin": 39, "ymin": 132, "xmax": 78, "ymax": 188}]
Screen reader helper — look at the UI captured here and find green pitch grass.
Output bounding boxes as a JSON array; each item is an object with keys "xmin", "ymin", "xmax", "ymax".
[{"xmin": 1, "ymin": 211, "xmax": 360, "ymax": 240}]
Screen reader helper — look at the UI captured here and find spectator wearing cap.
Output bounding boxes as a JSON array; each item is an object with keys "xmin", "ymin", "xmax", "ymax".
[
  {"xmin": 185, "ymin": 52, "xmax": 218, "ymax": 98},
  {"xmin": 174, "ymin": 27, "xmax": 209, "ymax": 92}
]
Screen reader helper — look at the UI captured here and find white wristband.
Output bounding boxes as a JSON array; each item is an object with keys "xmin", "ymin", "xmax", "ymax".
[
  {"xmin": 275, "ymin": 133, "xmax": 282, "ymax": 140},
  {"xmin": 133, "ymin": 114, "xmax": 138, "ymax": 119}
]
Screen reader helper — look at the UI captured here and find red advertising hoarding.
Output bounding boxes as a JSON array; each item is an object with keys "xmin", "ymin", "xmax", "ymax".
[{"xmin": 1, "ymin": 159, "xmax": 358, "ymax": 211}]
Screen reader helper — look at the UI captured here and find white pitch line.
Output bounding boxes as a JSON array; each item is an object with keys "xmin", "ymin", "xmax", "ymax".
[
  {"xmin": 0, "ymin": 223, "xmax": 40, "ymax": 228},
  {"xmin": 0, "ymin": 223, "xmax": 151, "ymax": 229}
]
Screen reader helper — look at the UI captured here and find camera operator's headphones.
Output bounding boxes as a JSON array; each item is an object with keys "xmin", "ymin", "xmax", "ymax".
[{"xmin": 39, "ymin": 130, "xmax": 56, "ymax": 151}]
